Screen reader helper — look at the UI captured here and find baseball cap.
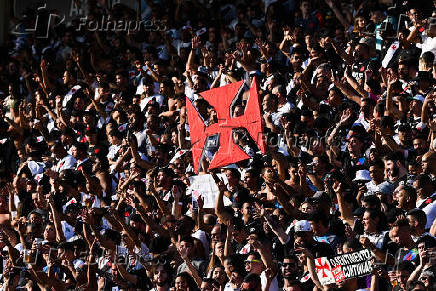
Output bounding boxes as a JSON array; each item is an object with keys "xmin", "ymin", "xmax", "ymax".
[
  {"xmin": 248, "ymin": 226, "xmax": 260, "ymax": 235},
  {"xmin": 248, "ymin": 224, "xmax": 265, "ymax": 239},
  {"xmin": 412, "ymin": 71, "xmax": 434, "ymax": 84},
  {"xmin": 352, "ymin": 207, "xmax": 366, "ymax": 217},
  {"xmin": 353, "ymin": 170, "xmax": 371, "ymax": 182},
  {"xmin": 83, "ymin": 109, "xmax": 97, "ymax": 116},
  {"xmin": 27, "ymin": 161, "xmax": 45, "ymax": 176},
  {"xmin": 420, "ymin": 270, "xmax": 435, "ymax": 280},
  {"xmin": 232, "ymin": 188, "xmax": 250, "ymax": 208},
  {"xmin": 311, "ymin": 191, "xmax": 332, "ymax": 203},
  {"xmin": 294, "ymin": 220, "xmax": 312, "ymax": 232},
  {"xmin": 413, "ymin": 94, "xmax": 425, "ymax": 103},
  {"xmin": 375, "ymin": 182, "xmax": 394, "ymax": 195},
  {"xmin": 58, "ymin": 169, "xmax": 79, "ymax": 187}
]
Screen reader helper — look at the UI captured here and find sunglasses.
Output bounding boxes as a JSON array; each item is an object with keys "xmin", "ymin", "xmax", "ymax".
[
  {"xmin": 244, "ymin": 259, "xmax": 261, "ymax": 264},
  {"xmin": 282, "ymin": 262, "xmax": 297, "ymax": 267}
]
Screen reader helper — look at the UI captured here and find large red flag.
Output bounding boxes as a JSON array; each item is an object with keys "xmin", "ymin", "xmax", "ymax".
[{"xmin": 186, "ymin": 78, "xmax": 266, "ymax": 173}]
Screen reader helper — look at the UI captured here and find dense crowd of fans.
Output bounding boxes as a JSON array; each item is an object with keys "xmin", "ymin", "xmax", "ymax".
[{"xmin": 0, "ymin": 0, "xmax": 435, "ymax": 290}]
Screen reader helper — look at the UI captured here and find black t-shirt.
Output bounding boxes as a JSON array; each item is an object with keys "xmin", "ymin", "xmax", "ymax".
[
  {"xmin": 270, "ymin": 235, "xmax": 292, "ymax": 262},
  {"xmin": 308, "ymin": 241, "xmax": 335, "ymax": 258},
  {"xmin": 339, "ymin": 151, "xmax": 368, "ymax": 180},
  {"xmin": 351, "ymin": 59, "xmax": 370, "ymax": 83},
  {"xmin": 386, "ymin": 45, "xmax": 421, "ymax": 69}
]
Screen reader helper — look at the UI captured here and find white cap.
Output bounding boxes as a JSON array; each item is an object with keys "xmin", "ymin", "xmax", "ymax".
[
  {"xmin": 294, "ymin": 220, "xmax": 312, "ymax": 232},
  {"xmin": 27, "ymin": 161, "xmax": 44, "ymax": 176},
  {"xmin": 353, "ymin": 170, "xmax": 371, "ymax": 182},
  {"xmin": 413, "ymin": 94, "xmax": 425, "ymax": 103}
]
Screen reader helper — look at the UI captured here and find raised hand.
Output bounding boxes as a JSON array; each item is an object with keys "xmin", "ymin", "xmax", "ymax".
[
  {"xmin": 282, "ymin": 26, "xmax": 293, "ymax": 42},
  {"xmin": 295, "ymin": 247, "xmax": 313, "ymax": 261},
  {"xmin": 429, "ymin": 119, "xmax": 436, "ymax": 131},
  {"xmin": 192, "ymin": 36, "xmax": 202, "ymax": 49},
  {"xmin": 359, "ymin": 236, "xmax": 372, "ymax": 249},
  {"xmin": 332, "ymin": 181, "xmax": 342, "ymax": 194},
  {"xmin": 298, "ymin": 164, "xmax": 308, "ymax": 178},
  {"xmin": 40, "ymin": 59, "xmax": 48, "ymax": 72},
  {"xmin": 364, "ymin": 69, "xmax": 373, "ymax": 80},
  {"xmin": 216, "ymin": 178, "xmax": 226, "ymax": 193},
  {"xmin": 339, "ymin": 109, "xmax": 353, "ymax": 125},
  {"xmin": 177, "ymin": 243, "xmax": 189, "ymax": 260},
  {"xmin": 344, "ymin": 65, "xmax": 352, "ymax": 78},
  {"xmin": 172, "ymin": 185, "xmax": 182, "ymax": 200}
]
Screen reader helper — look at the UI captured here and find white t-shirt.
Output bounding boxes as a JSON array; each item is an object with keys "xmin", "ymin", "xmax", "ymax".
[
  {"xmin": 134, "ymin": 242, "xmax": 152, "ymax": 261},
  {"xmin": 107, "ymin": 144, "xmax": 122, "ymax": 161},
  {"xmin": 62, "ymin": 85, "xmax": 82, "ymax": 107},
  {"xmin": 417, "ymin": 193, "xmax": 436, "ymax": 229},
  {"xmin": 140, "ymin": 94, "xmax": 165, "ymax": 111},
  {"xmin": 261, "ymin": 271, "xmax": 279, "ymax": 291},
  {"xmin": 361, "ymin": 231, "xmax": 388, "ymax": 249},
  {"xmin": 192, "ymin": 229, "xmax": 209, "ymax": 258},
  {"xmin": 417, "ymin": 33, "xmax": 436, "ymax": 57},
  {"xmin": 62, "ymin": 221, "xmax": 75, "ymax": 241},
  {"xmin": 55, "ymin": 155, "xmax": 76, "ymax": 172}
]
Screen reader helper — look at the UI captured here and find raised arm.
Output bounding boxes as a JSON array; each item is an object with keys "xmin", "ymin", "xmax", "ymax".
[
  {"xmin": 86, "ymin": 240, "xmax": 98, "ymax": 290},
  {"xmin": 267, "ymin": 180, "xmax": 304, "ymax": 220},
  {"xmin": 324, "ymin": 0, "xmax": 350, "ymax": 29},
  {"xmin": 177, "ymin": 243, "xmax": 203, "ymax": 288},
  {"xmin": 328, "ymin": 39, "xmax": 354, "ymax": 65},
  {"xmin": 186, "ymin": 37, "xmax": 200, "ymax": 72},
  {"xmin": 214, "ymin": 174, "xmax": 233, "ymax": 225},
  {"xmin": 135, "ymin": 204, "xmax": 169, "ymax": 238},
  {"xmin": 48, "ymin": 196, "xmax": 66, "ymax": 243},
  {"xmin": 278, "ymin": 27, "xmax": 293, "ymax": 61},
  {"xmin": 171, "ymin": 185, "xmax": 183, "ymax": 219},
  {"xmin": 258, "ymin": 206, "xmax": 289, "ymax": 245},
  {"xmin": 344, "ymin": 66, "xmax": 367, "ymax": 97},
  {"xmin": 422, "ymin": 91, "xmax": 435, "ymax": 125},
  {"xmin": 116, "ymin": 262, "xmax": 139, "ymax": 286},
  {"xmin": 333, "ymin": 78, "xmax": 362, "ymax": 106},
  {"xmin": 147, "ymin": 180, "xmax": 171, "ymax": 216},
  {"xmin": 333, "ymin": 181, "xmax": 354, "ymax": 227},
  {"xmin": 252, "ymin": 239, "xmax": 277, "ymax": 278},
  {"xmin": 108, "ymin": 208, "xmax": 141, "ymax": 249}
]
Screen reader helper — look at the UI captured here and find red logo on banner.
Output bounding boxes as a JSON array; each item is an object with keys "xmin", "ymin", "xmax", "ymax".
[
  {"xmin": 316, "ymin": 258, "xmax": 331, "ymax": 278},
  {"xmin": 186, "ymin": 79, "xmax": 266, "ymax": 173},
  {"xmin": 332, "ymin": 265, "xmax": 346, "ymax": 282}
]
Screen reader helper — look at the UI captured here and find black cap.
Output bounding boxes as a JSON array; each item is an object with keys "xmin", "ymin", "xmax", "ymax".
[
  {"xmin": 61, "ymin": 128, "xmax": 76, "ymax": 137},
  {"xmin": 232, "ymin": 188, "xmax": 250, "ymax": 208},
  {"xmin": 83, "ymin": 109, "xmax": 97, "ymax": 116},
  {"xmin": 85, "ymin": 127, "xmax": 97, "ymax": 135},
  {"xmin": 58, "ymin": 169, "xmax": 79, "ymax": 187},
  {"xmin": 310, "ymin": 191, "xmax": 332, "ymax": 203},
  {"xmin": 248, "ymin": 225, "xmax": 260, "ymax": 236},
  {"xmin": 307, "ymin": 211, "xmax": 323, "ymax": 222},
  {"xmin": 70, "ymin": 110, "xmax": 83, "ymax": 117},
  {"xmin": 413, "ymin": 71, "xmax": 434, "ymax": 83},
  {"xmin": 398, "ymin": 123, "xmax": 411, "ymax": 132},
  {"xmin": 149, "ymin": 236, "xmax": 171, "ymax": 254},
  {"xmin": 65, "ymin": 203, "xmax": 82, "ymax": 214},
  {"xmin": 352, "ymin": 207, "xmax": 366, "ymax": 217}
]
